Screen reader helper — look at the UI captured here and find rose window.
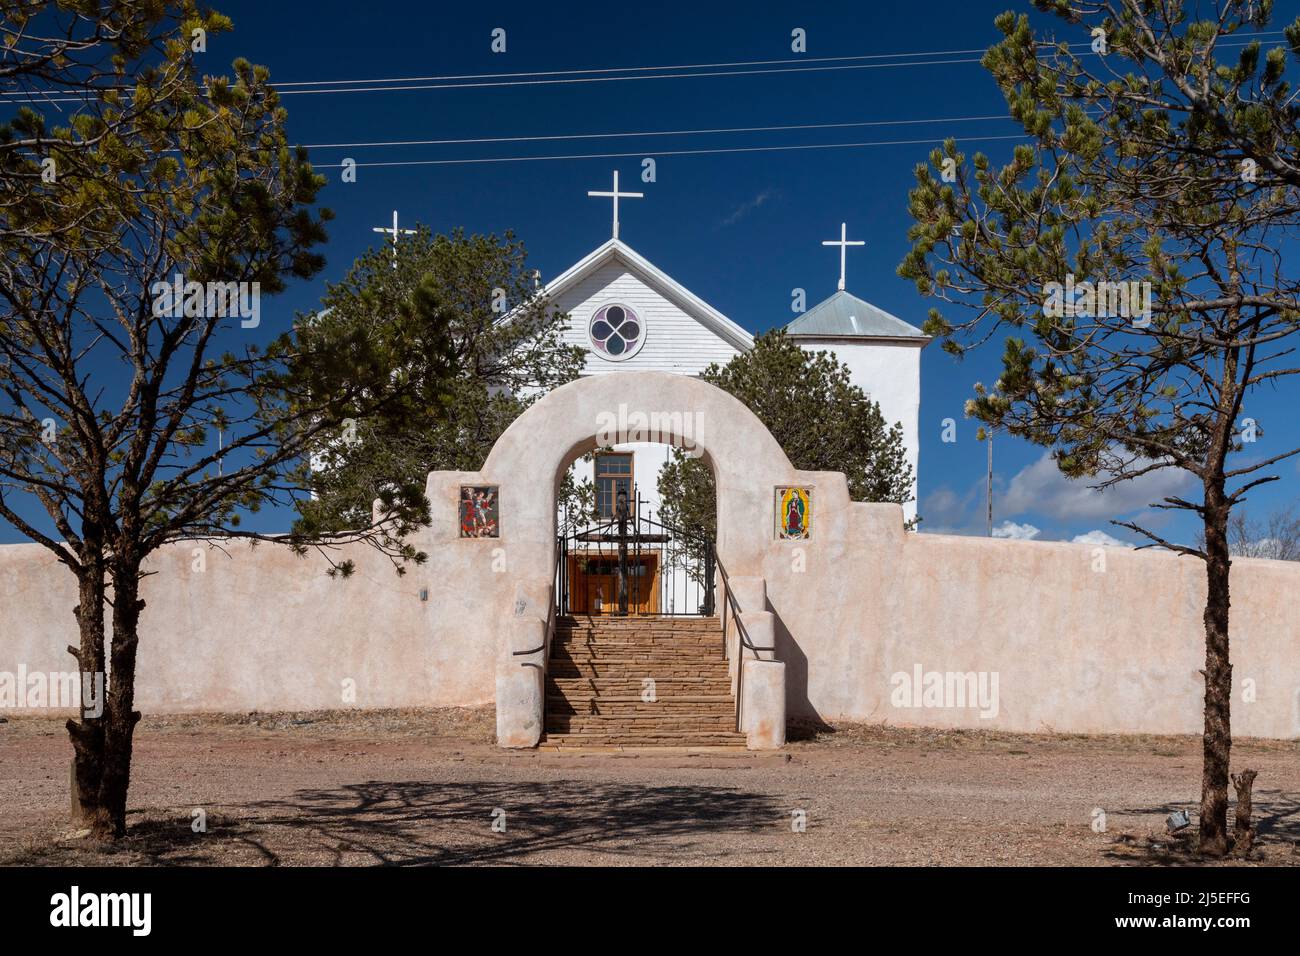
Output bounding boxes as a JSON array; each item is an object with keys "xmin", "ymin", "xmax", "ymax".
[{"xmin": 589, "ymin": 304, "xmax": 643, "ymax": 358}]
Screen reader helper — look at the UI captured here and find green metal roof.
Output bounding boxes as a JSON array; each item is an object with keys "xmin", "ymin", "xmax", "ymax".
[{"xmin": 784, "ymin": 290, "xmax": 927, "ymax": 340}]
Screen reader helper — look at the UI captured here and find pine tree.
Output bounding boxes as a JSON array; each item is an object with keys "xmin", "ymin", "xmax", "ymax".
[{"xmin": 898, "ymin": 2, "xmax": 1300, "ymax": 855}]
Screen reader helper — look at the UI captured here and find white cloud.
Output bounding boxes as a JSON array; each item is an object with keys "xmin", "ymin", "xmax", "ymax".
[
  {"xmin": 1070, "ymin": 529, "xmax": 1132, "ymax": 548},
  {"xmin": 719, "ymin": 188, "xmax": 776, "ymax": 227},
  {"xmin": 992, "ymin": 520, "xmax": 1040, "ymax": 540},
  {"xmin": 1000, "ymin": 452, "xmax": 1193, "ymax": 522},
  {"xmin": 920, "ymin": 485, "xmax": 976, "ymax": 529}
]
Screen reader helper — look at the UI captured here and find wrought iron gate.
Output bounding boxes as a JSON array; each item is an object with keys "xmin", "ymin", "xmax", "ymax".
[{"xmin": 556, "ymin": 485, "xmax": 715, "ymax": 617}]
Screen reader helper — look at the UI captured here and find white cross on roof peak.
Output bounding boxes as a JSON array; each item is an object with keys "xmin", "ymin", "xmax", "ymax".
[
  {"xmin": 587, "ymin": 170, "xmax": 644, "ymax": 240},
  {"xmin": 821, "ymin": 222, "xmax": 865, "ymax": 291}
]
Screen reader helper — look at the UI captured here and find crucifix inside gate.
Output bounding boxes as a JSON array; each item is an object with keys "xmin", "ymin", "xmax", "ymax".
[{"xmin": 559, "ymin": 487, "xmax": 715, "ymax": 617}]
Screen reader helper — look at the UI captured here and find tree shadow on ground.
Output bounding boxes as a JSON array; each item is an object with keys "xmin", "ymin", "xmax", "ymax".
[
  {"xmin": 1099, "ymin": 789, "xmax": 1300, "ymax": 865},
  {"xmin": 252, "ymin": 778, "xmax": 790, "ymax": 865},
  {"xmin": 9, "ymin": 779, "xmax": 792, "ymax": 866}
]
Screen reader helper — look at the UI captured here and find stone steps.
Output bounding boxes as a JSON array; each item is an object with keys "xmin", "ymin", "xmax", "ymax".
[
  {"xmin": 544, "ymin": 616, "xmax": 738, "ymax": 747},
  {"xmin": 549, "ymin": 665, "xmax": 732, "ymax": 682},
  {"xmin": 546, "ymin": 713, "xmax": 738, "ymax": 734},
  {"xmin": 557, "ymin": 628, "xmax": 720, "ymax": 641},
  {"xmin": 546, "ymin": 696, "xmax": 734, "ymax": 717},
  {"xmin": 548, "ymin": 676, "xmax": 732, "ymax": 694},
  {"xmin": 554, "ymin": 640, "xmax": 720, "ymax": 653},
  {"xmin": 551, "ymin": 654, "xmax": 726, "ymax": 665},
  {"xmin": 551, "ymin": 649, "xmax": 729, "ymax": 664},
  {"xmin": 540, "ymin": 732, "xmax": 748, "ymax": 748}
]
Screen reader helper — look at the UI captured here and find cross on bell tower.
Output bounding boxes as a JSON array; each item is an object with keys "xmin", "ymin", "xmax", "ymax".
[{"xmin": 822, "ymin": 222, "xmax": 865, "ymax": 291}]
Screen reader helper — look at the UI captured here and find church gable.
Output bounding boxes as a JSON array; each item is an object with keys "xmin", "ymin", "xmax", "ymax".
[{"xmin": 545, "ymin": 240, "xmax": 751, "ymax": 377}]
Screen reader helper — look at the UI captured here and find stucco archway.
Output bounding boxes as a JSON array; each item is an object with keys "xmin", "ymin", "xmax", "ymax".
[
  {"xmin": 483, "ymin": 371, "xmax": 796, "ymax": 580},
  {"xmin": 418, "ymin": 371, "xmax": 844, "ymax": 748}
]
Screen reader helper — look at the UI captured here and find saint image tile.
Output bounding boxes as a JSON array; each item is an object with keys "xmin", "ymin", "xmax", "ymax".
[
  {"xmin": 459, "ymin": 485, "xmax": 499, "ymax": 538},
  {"xmin": 776, "ymin": 486, "xmax": 811, "ymax": 540}
]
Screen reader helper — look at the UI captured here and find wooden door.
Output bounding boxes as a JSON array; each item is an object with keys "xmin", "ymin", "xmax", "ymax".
[{"xmin": 568, "ymin": 553, "xmax": 660, "ymax": 614}]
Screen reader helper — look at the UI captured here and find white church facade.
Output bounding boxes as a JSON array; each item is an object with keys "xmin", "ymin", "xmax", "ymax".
[{"xmin": 543, "ymin": 175, "xmax": 928, "ymax": 537}]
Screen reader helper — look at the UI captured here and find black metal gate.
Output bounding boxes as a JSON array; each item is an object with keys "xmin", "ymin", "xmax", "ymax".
[{"xmin": 556, "ymin": 485, "xmax": 715, "ymax": 617}]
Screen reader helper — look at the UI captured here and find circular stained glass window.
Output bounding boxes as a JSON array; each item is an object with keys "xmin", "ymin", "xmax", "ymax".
[{"xmin": 589, "ymin": 303, "xmax": 644, "ymax": 360}]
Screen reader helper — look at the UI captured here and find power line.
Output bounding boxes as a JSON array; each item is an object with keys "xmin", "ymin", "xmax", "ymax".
[
  {"xmin": 271, "ymin": 36, "xmax": 1279, "ymax": 97},
  {"xmin": 1, "ymin": 35, "xmax": 1281, "ymax": 105},
  {"xmin": 0, "ymin": 57, "xmax": 991, "ymax": 103},
  {"xmin": 0, "ymin": 44, "xmax": 1045, "ymax": 99},
  {"xmin": 265, "ymin": 55, "xmax": 1112, "ymax": 96},
  {"xmin": 273, "ymin": 47, "xmax": 1009, "ymax": 87},
  {"xmin": 309, "ymin": 133, "xmax": 1030, "ymax": 168},
  {"xmin": 300, "ymin": 114, "xmax": 1018, "ymax": 150},
  {"xmin": 204, "ymin": 30, "xmax": 1299, "ymax": 90}
]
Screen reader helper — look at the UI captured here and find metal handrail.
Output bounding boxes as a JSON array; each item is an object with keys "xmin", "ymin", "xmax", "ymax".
[
  {"xmin": 546, "ymin": 533, "xmax": 560, "ymax": 656},
  {"xmin": 714, "ymin": 554, "xmax": 760, "ymax": 733}
]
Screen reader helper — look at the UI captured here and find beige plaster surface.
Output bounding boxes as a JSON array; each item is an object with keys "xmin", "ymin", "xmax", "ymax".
[{"xmin": 1, "ymin": 371, "xmax": 1296, "ymax": 740}]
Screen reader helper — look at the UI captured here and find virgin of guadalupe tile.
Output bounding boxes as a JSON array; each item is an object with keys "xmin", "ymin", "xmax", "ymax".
[{"xmin": 776, "ymin": 486, "xmax": 811, "ymax": 540}]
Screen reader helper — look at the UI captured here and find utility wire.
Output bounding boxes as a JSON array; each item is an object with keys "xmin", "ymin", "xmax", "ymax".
[
  {"xmin": 0, "ymin": 57, "xmax": 995, "ymax": 103},
  {"xmin": 189, "ymin": 30, "xmax": 1300, "ymax": 90},
  {"xmin": 269, "ymin": 45, "xmax": 1267, "ymax": 97},
  {"xmin": 300, "ymin": 114, "xmax": 1019, "ymax": 150},
  {"xmin": 0, "ymin": 35, "xmax": 1282, "ymax": 105},
  {"xmin": 272, "ymin": 47, "xmax": 1016, "ymax": 87},
  {"xmin": 310, "ymin": 133, "xmax": 1030, "ymax": 168}
]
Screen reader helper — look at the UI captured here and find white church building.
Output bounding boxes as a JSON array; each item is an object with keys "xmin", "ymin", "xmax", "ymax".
[{"xmin": 547, "ymin": 172, "xmax": 928, "ymax": 537}]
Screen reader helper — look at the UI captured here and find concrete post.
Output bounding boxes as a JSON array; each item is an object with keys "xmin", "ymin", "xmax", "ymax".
[
  {"xmin": 742, "ymin": 659, "xmax": 787, "ymax": 750},
  {"xmin": 496, "ymin": 614, "xmax": 546, "ymax": 747},
  {"xmin": 495, "ymin": 584, "xmax": 551, "ymax": 748},
  {"xmin": 737, "ymin": 609, "xmax": 783, "ymax": 749},
  {"xmin": 739, "ymin": 609, "xmax": 776, "ymax": 661}
]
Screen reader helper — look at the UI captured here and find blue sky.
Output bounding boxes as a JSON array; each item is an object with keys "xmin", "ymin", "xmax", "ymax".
[{"xmin": 4, "ymin": 0, "xmax": 1300, "ymax": 548}]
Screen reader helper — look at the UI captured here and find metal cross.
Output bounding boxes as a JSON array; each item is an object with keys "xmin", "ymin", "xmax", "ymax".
[
  {"xmin": 587, "ymin": 170, "xmax": 643, "ymax": 240},
  {"xmin": 372, "ymin": 209, "xmax": 417, "ymax": 268},
  {"xmin": 822, "ymin": 222, "xmax": 865, "ymax": 291}
]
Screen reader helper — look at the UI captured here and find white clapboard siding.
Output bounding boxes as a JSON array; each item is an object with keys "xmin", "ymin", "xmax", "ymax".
[{"xmin": 552, "ymin": 259, "xmax": 742, "ymax": 376}]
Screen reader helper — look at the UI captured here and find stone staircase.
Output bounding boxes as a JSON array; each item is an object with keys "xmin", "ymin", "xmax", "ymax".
[{"xmin": 544, "ymin": 615, "xmax": 745, "ymax": 747}]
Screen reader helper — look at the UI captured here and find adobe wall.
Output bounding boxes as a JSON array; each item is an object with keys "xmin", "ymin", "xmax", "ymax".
[
  {"xmin": 1, "ymin": 369, "xmax": 1296, "ymax": 738},
  {"xmin": 762, "ymin": 503, "xmax": 1300, "ymax": 739},
  {"xmin": 0, "ymin": 528, "xmax": 481, "ymax": 714}
]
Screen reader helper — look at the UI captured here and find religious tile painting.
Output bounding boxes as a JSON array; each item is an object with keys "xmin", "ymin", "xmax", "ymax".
[
  {"xmin": 775, "ymin": 487, "xmax": 812, "ymax": 540},
  {"xmin": 459, "ymin": 485, "xmax": 499, "ymax": 539}
]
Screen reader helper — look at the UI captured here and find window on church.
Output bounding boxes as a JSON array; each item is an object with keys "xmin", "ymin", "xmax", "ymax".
[
  {"xmin": 594, "ymin": 452, "xmax": 633, "ymax": 518},
  {"xmin": 589, "ymin": 303, "xmax": 643, "ymax": 359}
]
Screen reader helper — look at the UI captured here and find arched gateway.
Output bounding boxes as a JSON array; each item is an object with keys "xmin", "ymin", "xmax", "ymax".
[{"xmin": 420, "ymin": 370, "xmax": 857, "ymax": 750}]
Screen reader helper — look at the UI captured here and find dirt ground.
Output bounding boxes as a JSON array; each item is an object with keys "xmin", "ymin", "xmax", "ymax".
[{"xmin": 1, "ymin": 708, "xmax": 1297, "ymax": 866}]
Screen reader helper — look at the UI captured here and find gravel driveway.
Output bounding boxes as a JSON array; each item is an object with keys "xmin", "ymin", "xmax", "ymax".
[{"xmin": 2, "ymin": 708, "xmax": 1296, "ymax": 866}]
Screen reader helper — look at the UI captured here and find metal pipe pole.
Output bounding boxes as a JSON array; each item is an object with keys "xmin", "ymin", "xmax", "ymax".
[
  {"xmin": 986, "ymin": 430, "xmax": 993, "ymax": 537},
  {"xmin": 616, "ymin": 487, "xmax": 629, "ymax": 616}
]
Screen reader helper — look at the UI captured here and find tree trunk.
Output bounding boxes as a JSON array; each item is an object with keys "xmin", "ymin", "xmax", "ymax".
[
  {"xmin": 1231, "ymin": 768, "xmax": 1258, "ymax": 855},
  {"xmin": 94, "ymin": 562, "xmax": 145, "ymax": 838},
  {"xmin": 1199, "ymin": 499, "xmax": 1233, "ymax": 856},
  {"xmin": 66, "ymin": 558, "xmax": 108, "ymax": 831}
]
